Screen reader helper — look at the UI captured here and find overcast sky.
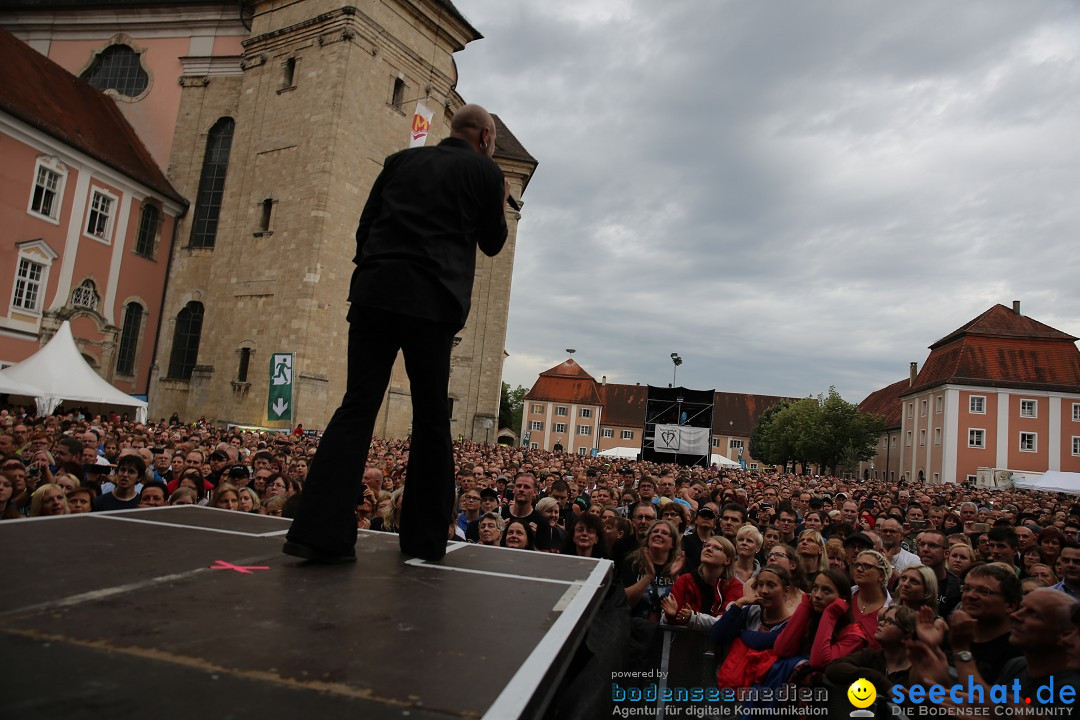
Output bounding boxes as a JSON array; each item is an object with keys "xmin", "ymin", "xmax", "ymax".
[{"xmin": 450, "ymin": 1, "xmax": 1080, "ymax": 403}]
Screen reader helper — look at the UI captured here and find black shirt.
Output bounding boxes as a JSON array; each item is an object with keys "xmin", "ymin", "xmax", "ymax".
[{"xmin": 351, "ymin": 137, "xmax": 507, "ymax": 328}]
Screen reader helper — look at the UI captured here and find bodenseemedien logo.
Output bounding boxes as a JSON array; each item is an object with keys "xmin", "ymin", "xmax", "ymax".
[{"xmin": 848, "ymin": 678, "xmax": 877, "ymax": 717}]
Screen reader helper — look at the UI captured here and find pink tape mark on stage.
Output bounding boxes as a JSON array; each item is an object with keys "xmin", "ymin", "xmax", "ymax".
[{"xmin": 210, "ymin": 560, "xmax": 270, "ymax": 574}]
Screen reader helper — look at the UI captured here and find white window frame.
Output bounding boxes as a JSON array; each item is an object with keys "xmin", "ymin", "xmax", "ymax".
[
  {"xmin": 907, "ymin": 403, "xmax": 913, "ymax": 419},
  {"xmin": 1072, "ymin": 436, "xmax": 1080, "ymax": 456},
  {"xmin": 531, "ymin": 404, "xmax": 543, "ymax": 414},
  {"xmin": 1074, "ymin": 403, "xmax": 1080, "ymax": 422},
  {"xmin": 966, "ymin": 475, "xmax": 977, "ymax": 484},
  {"xmin": 580, "ymin": 408, "xmax": 592, "ymax": 419},
  {"xmin": 934, "ymin": 427, "xmax": 942, "ymax": 445},
  {"xmin": 933, "ymin": 473, "xmax": 940, "ymax": 484},
  {"xmin": 577, "ymin": 426, "xmax": 592, "ymax": 436},
  {"xmin": 70, "ymin": 279, "xmax": 100, "ymax": 312},
  {"xmin": 529, "ymin": 421, "xmax": 543, "ymax": 432},
  {"xmin": 553, "ymin": 423, "xmax": 566, "ymax": 434},
  {"xmin": 85, "ymin": 187, "xmax": 118, "ymax": 244},
  {"xmin": 577, "ymin": 447, "xmax": 587, "ymax": 456},
  {"xmin": 749, "ymin": 463, "xmax": 758, "ymax": 470},
  {"xmin": 919, "ymin": 429, "xmax": 926, "ymax": 446},
  {"xmin": 530, "ymin": 443, "xmax": 538, "ymax": 450},
  {"xmin": 935, "ymin": 396, "xmax": 943, "ymax": 414},
  {"xmin": 601, "ymin": 428, "xmax": 614, "ymax": 438},
  {"xmin": 711, "ymin": 438, "xmax": 720, "ymax": 448},
  {"xmin": 11, "ymin": 257, "xmax": 47, "ymax": 314},
  {"xmin": 27, "ymin": 157, "xmax": 67, "ymax": 224},
  {"xmin": 970, "ymin": 396, "xmax": 986, "ymax": 414},
  {"xmin": 621, "ymin": 430, "xmax": 634, "ymax": 440},
  {"xmin": 1020, "ymin": 399, "xmax": 1037, "ymax": 419},
  {"xmin": 730, "ymin": 439, "xmax": 744, "ymax": 449},
  {"xmin": 968, "ymin": 428, "xmax": 985, "ymax": 449},
  {"xmin": 555, "ymin": 406, "xmax": 568, "ymax": 417},
  {"xmin": 920, "ymin": 399, "xmax": 927, "ymax": 417},
  {"xmin": 1019, "ymin": 432, "xmax": 1037, "ymax": 453},
  {"xmin": 906, "ymin": 431, "xmax": 912, "ymax": 447}
]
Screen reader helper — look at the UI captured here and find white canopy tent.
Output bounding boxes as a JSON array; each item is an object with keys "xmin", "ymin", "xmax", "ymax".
[
  {"xmin": 0, "ymin": 367, "xmax": 43, "ymax": 397},
  {"xmin": 1, "ymin": 321, "xmax": 148, "ymax": 423},
  {"xmin": 597, "ymin": 446, "xmax": 640, "ymax": 459},
  {"xmin": 710, "ymin": 454, "xmax": 741, "ymax": 468},
  {"xmin": 1012, "ymin": 471, "xmax": 1080, "ymax": 496}
]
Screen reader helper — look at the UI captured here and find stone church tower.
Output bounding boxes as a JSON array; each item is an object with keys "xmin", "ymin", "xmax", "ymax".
[{"xmin": 147, "ymin": 0, "xmax": 536, "ymax": 438}]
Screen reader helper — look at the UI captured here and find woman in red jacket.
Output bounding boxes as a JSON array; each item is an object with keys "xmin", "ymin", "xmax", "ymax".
[
  {"xmin": 661, "ymin": 535, "xmax": 744, "ymax": 632},
  {"xmin": 773, "ymin": 568, "xmax": 869, "ymax": 672}
]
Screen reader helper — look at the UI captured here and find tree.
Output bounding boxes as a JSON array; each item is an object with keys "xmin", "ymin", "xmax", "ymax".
[
  {"xmin": 749, "ymin": 388, "xmax": 884, "ymax": 476},
  {"xmin": 499, "ymin": 382, "xmax": 528, "ymax": 434}
]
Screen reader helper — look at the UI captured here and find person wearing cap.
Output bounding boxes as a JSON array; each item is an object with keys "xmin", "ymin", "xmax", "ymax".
[
  {"xmin": 206, "ymin": 448, "xmax": 231, "ymax": 487},
  {"xmin": 464, "ymin": 487, "xmax": 502, "ymax": 542},
  {"xmin": 682, "ymin": 503, "xmax": 718, "ymax": 572}
]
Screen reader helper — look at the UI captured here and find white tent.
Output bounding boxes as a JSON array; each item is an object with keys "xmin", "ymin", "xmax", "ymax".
[
  {"xmin": 1, "ymin": 321, "xmax": 148, "ymax": 422},
  {"xmin": 1012, "ymin": 471, "xmax": 1080, "ymax": 496},
  {"xmin": 0, "ymin": 367, "xmax": 43, "ymax": 397},
  {"xmin": 710, "ymin": 454, "xmax": 741, "ymax": 468},
  {"xmin": 597, "ymin": 446, "xmax": 640, "ymax": 459}
]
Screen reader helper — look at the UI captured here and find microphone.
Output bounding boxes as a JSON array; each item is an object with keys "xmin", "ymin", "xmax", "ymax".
[{"xmin": 507, "ymin": 194, "xmax": 521, "ymax": 211}]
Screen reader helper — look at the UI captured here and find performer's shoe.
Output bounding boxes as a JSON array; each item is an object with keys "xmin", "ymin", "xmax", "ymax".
[
  {"xmin": 282, "ymin": 540, "xmax": 356, "ymax": 564},
  {"xmin": 399, "ymin": 540, "xmax": 446, "ymax": 562}
]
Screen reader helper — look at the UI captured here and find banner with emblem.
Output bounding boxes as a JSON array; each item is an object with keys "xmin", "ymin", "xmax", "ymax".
[
  {"xmin": 409, "ymin": 101, "xmax": 433, "ymax": 148},
  {"xmin": 653, "ymin": 424, "xmax": 709, "ymax": 455}
]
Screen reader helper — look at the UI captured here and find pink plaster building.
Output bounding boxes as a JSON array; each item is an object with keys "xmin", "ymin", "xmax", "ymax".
[
  {"xmin": 0, "ymin": 28, "xmax": 184, "ymax": 396},
  {"xmin": 860, "ymin": 303, "xmax": 1080, "ymax": 484}
]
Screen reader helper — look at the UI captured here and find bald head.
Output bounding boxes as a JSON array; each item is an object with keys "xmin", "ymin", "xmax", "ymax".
[{"xmin": 451, "ymin": 104, "xmax": 496, "ymax": 158}]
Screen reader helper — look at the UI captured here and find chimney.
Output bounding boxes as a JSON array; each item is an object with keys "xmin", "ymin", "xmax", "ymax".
[
  {"xmin": 1012, "ymin": 300, "xmax": 1021, "ymax": 315},
  {"xmin": 601, "ymin": 375, "xmax": 606, "ymax": 386},
  {"xmin": 909, "ymin": 362, "xmax": 918, "ymax": 386}
]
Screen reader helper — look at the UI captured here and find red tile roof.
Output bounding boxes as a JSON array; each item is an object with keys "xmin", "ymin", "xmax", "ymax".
[
  {"xmin": 930, "ymin": 304, "xmax": 1077, "ymax": 348},
  {"xmin": 599, "ymin": 383, "xmax": 648, "ymax": 426},
  {"xmin": 524, "ymin": 359, "xmax": 604, "ymax": 406},
  {"xmin": 711, "ymin": 392, "xmax": 795, "ymax": 436},
  {"xmin": 860, "ymin": 378, "xmax": 908, "ymax": 429},
  {"xmin": 905, "ymin": 305, "xmax": 1080, "ymax": 395},
  {"xmin": 0, "ymin": 28, "xmax": 183, "ymax": 204}
]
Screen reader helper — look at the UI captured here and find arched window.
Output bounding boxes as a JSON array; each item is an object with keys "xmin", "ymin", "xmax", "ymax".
[
  {"xmin": 80, "ymin": 44, "xmax": 149, "ymax": 98},
  {"xmin": 168, "ymin": 301, "xmax": 204, "ymax": 379},
  {"xmin": 189, "ymin": 118, "xmax": 235, "ymax": 248},
  {"xmin": 71, "ymin": 279, "xmax": 100, "ymax": 311},
  {"xmin": 134, "ymin": 203, "xmax": 160, "ymax": 257},
  {"xmin": 115, "ymin": 302, "xmax": 144, "ymax": 376}
]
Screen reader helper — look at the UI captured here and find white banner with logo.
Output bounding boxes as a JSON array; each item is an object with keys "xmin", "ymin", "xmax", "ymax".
[
  {"xmin": 653, "ymin": 424, "xmax": 709, "ymax": 455},
  {"xmin": 409, "ymin": 101, "xmax": 433, "ymax": 148}
]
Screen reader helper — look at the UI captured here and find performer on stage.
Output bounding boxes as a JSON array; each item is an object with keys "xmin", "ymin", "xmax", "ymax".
[{"xmin": 284, "ymin": 104, "xmax": 510, "ymax": 563}]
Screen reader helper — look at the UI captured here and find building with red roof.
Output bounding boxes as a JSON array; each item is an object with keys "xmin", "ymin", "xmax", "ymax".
[
  {"xmin": 859, "ymin": 302, "xmax": 1080, "ymax": 484},
  {"xmin": 522, "ymin": 356, "xmax": 794, "ymax": 467},
  {"xmin": 0, "ymin": 27, "xmax": 184, "ymax": 396}
]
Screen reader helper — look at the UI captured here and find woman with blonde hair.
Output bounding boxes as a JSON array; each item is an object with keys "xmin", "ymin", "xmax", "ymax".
[
  {"xmin": 734, "ymin": 524, "xmax": 762, "ymax": 584},
  {"xmin": 238, "ymin": 486, "xmax": 261, "ymax": 513},
  {"xmin": 662, "ymin": 535, "xmax": 743, "ymax": 631},
  {"xmin": 370, "ymin": 487, "xmax": 403, "ymax": 533},
  {"xmin": 896, "ymin": 564, "xmax": 939, "ymax": 614},
  {"xmin": 29, "ymin": 483, "xmax": 69, "ymax": 517},
  {"xmin": 621, "ymin": 518, "xmax": 684, "ymax": 622},
  {"xmin": 851, "ymin": 550, "xmax": 892, "ymax": 645},
  {"xmin": 796, "ymin": 529, "xmax": 828, "ymax": 581},
  {"xmin": 211, "ymin": 483, "xmax": 240, "ymax": 511}
]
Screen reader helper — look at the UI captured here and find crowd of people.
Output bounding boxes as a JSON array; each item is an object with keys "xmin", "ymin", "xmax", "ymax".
[{"xmin": 2, "ymin": 405, "xmax": 1079, "ymax": 715}]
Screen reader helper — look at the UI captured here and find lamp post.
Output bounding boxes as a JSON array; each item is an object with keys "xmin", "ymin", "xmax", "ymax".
[
  {"xmin": 484, "ymin": 418, "xmax": 493, "ymax": 446},
  {"xmin": 670, "ymin": 352, "xmax": 682, "ymax": 386}
]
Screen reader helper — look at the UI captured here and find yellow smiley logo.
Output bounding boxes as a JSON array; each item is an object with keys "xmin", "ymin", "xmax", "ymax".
[{"xmin": 847, "ymin": 678, "xmax": 877, "ymax": 709}]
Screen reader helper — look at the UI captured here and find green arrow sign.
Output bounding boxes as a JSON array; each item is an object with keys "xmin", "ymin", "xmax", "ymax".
[{"xmin": 268, "ymin": 352, "xmax": 293, "ymax": 422}]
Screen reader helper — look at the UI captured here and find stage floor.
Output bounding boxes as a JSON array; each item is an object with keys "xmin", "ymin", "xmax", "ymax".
[{"xmin": 0, "ymin": 506, "xmax": 612, "ymax": 719}]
